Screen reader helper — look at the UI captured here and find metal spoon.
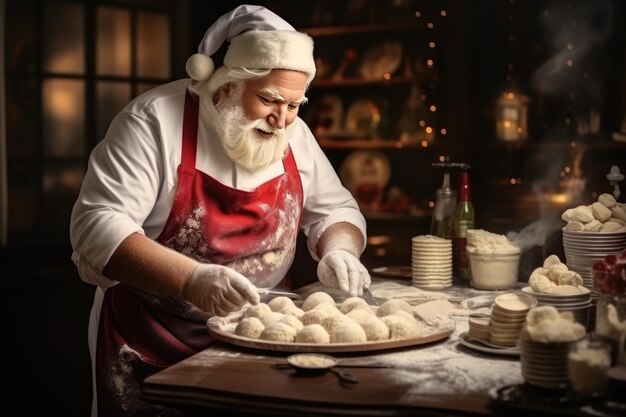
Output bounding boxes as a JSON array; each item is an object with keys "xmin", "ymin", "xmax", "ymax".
[{"xmin": 273, "ymin": 353, "xmax": 359, "ymax": 384}]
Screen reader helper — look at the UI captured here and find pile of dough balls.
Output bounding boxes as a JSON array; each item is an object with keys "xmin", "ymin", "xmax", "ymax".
[
  {"xmin": 521, "ymin": 306, "xmax": 586, "ymax": 343},
  {"xmin": 528, "ymin": 255, "xmax": 586, "ymax": 294},
  {"xmin": 562, "ymin": 193, "xmax": 626, "ymax": 233},
  {"xmin": 233, "ymin": 291, "xmax": 422, "ymax": 344}
]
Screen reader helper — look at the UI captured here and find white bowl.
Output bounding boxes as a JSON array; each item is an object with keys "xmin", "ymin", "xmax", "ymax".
[{"xmin": 467, "ymin": 249, "xmax": 521, "ymax": 290}]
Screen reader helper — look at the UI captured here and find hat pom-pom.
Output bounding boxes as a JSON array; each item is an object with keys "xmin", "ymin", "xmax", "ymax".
[{"xmin": 185, "ymin": 53, "xmax": 214, "ymax": 82}]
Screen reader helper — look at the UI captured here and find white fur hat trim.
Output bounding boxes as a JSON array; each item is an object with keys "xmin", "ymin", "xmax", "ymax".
[
  {"xmin": 187, "ymin": 5, "xmax": 315, "ymax": 84},
  {"xmin": 225, "ymin": 30, "xmax": 315, "ymax": 83}
]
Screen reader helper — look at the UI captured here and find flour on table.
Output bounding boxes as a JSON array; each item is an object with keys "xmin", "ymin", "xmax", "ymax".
[
  {"xmin": 375, "ymin": 317, "xmax": 522, "ymax": 398},
  {"xmin": 371, "ymin": 281, "xmax": 451, "ymax": 304}
]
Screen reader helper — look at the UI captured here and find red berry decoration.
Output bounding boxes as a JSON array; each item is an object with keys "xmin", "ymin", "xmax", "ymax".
[{"xmin": 593, "ymin": 252, "xmax": 626, "ymax": 295}]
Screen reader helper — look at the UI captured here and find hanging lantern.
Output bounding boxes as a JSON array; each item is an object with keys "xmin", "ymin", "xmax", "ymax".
[{"xmin": 496, "ymin": 90, "xmax": 529, "ymax": 141}]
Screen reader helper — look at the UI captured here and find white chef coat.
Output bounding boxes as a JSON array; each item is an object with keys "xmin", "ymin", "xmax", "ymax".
[
  {"xmin": 71, "ymin": 78, "xmax": 367, "ymax": 417},
  {"xmin": 70, "ymin": 78, "xmax": 365, "ymax": 288}
]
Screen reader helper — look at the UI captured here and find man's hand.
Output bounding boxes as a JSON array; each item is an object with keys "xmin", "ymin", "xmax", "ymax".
[
  {"xmin": 317, "ymin": 250, "xmax": 371, "ymax": 296},
  {"xmin": 182, "ymin": 264, "xmax": 260, "ymax": 316}
]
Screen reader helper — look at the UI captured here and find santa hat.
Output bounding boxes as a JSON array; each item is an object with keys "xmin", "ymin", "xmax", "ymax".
[{"xmin": 186, "ymin": 4, "xmax": 316, "ymax": 86}]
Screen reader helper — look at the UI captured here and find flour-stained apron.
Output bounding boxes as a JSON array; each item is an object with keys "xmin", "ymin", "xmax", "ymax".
[{"xmin": 95, "ymin": 90, "xmax": 303, "ymax": 416}]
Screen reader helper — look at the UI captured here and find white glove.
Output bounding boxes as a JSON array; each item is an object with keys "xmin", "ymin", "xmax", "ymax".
[
  {"xmin": 317, "ymin": 250, "xmax": 371, "ymax": 297},
  {"xmin": 182, "ymin": 264, "xmax": 260, "ymax": 316}
]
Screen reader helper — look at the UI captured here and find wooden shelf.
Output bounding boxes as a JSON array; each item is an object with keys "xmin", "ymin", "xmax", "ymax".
[
  {"xmin": 480, "ymin": 139, "xmax": 626, "ymax": 151},
  {"xmin": 311, "ymin": 75, "xmax": 437, "ymax": 88},
  {"xmin": 301, "ymin": 21, "xmax": 428, "ymax": 37},
  {"xmin": 318, "ymin": 138, "xmax": 444, "ymax": 149}
]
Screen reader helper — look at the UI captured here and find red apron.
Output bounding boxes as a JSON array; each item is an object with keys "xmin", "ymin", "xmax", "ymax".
[{"xmin": 95, "ymin": 90, "xmax": 303, "ymax": 416}]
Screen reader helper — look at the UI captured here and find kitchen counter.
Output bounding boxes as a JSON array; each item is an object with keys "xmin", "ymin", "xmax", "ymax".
[{"xmin": 141, "ymin": 278, "xmax": 607, "ymax": 417}]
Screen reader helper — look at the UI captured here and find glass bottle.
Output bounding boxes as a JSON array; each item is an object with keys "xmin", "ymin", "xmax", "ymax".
[
  {"xmin": 430, "ymin": 172, "xmax": 457, "ymax": 239},
  {"xmin": 453, "ymin": 170, "xmax": 475, "ymax": 281}
]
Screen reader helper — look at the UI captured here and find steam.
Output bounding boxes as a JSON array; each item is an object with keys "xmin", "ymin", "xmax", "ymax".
[
  {"xmin": 506, "ymin": 215, "xmax": 563, "ymax": 252},
  {"xmin": 509, "ymin": 0, "xmax": 616, "ymax": 256},
  {"xmin": 530, "ymin": 0, "xmax": 613, "ymax": 111}
]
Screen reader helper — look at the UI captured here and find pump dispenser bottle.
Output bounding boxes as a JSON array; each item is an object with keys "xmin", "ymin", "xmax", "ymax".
[{"xmin": 430, "ymin": 171, "xmax": 457, "ymax": 239}]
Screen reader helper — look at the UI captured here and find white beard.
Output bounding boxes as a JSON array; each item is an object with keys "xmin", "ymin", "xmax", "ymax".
[{"xmin": 209, "ymin": 90, "xmax": 293, "ymax": 171}]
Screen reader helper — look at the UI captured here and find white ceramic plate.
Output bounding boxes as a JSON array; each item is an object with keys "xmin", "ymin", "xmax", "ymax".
[{"xmin": 457, "ymin": 332, "xmax": 520, "ymax": 357}]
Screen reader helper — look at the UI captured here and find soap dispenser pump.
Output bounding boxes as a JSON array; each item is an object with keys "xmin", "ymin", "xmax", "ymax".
[{"xmin": 430, "ymin": 164, "xmax": 458, "ymax": 239}]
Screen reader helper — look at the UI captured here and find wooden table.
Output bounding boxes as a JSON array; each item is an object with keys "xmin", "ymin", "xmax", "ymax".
[{"xmin": 143, "ymin": 279, "xmax": 532, "ymax": 416}]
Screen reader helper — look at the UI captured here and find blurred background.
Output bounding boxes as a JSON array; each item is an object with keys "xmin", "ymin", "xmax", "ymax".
[{"xmin": 1, "ymin": 0, "xmax": 625, "ymax": 415}]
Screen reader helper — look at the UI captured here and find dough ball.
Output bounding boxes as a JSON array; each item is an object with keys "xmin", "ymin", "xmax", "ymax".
[
  {"xmin": 339, "ymin": 297, "xmax": 372, "ymax": 314},
  {"xmin": 546, "ymin": 263, "xmax": 569, "ymax": 282},
  {"xmin": 387, "ymin": 309, "xmax": 415, "ymax": 323},
  {"xmin": 311, "ymin": 302, "xmax": 342, "ymax": 317},
  {"xmin": 243, "ymin": 303, "xmax": 272, "ymax": 319},
  {"xmin": 278, "ymin": 314, "xmax": 304, "ymax": 332},
  {"xmin": 522, "ymin": 306, "xmax": 585, "ymax": 343},
  {"xmin": 235, "ymin": 317, "xmax": 265, "ymax": 339},
  {"xmin": 346, "ymin": 306, "xmax": 376, "ymax": 324},
  {"xmin": 592, "ymin": 202, "xmax": 612, "ymax": 222},
  {"xmin": 376, "ymin": 299, "xmax": 414, "ymax": 317},
  {"xmin": 583, "ymin": 219, "xmax": 603, "ymax": 232},
  {"xmin": 555, "ymin": 270, "xmax": 583, "ymax": 287},
  {"xmin": 528, "ymin": 268, "xmax": 557, "ymax": 293},
  {"xmin": 279, "ymin": 305, "xmax": 305, "ymax": 320},
  {"xmin": 381, "ymin": 315, "xmax": 420, "ymax": 339},
  {"xmin": 267, "ymin": 296, "xmax": 296, "ymax": 312},
  {"xmin": 301, "ymin": 309, "xmax": 329, "ymax": 326},
  {"xmin": 321, "ymin": 314, "xmax": 354, "ymax": 334},
  {"xmin": 598, "ymin": 193, "xmax": 617, "ymax": 208},
  {"xmin": 302, "ymin": 291, "xmax": 336, "ymax": 311},
  {"xmin": 259, "ymin": 322, "xmax": 297, "ymax": 342},
  {"xmin": 360, "ymin": 316, "xmax": 390, "ymax": 341},
  {"xmin": 564, "ymin": 221, "xmax": 584, "ymax": 231},
  {"xmin": 295, "ymin": 324, "xmax": 330, "ymax": 344},
  {"xmin": 601, "ymin": 221, "xmax": 624, "ymax": 232},
  {"xmin": 542, "ymin": 255, "xmax": 562, "ymax": 269},
  {"xmin": 261, "ymin": 311, "xmax": 285, "ymax": 327},
  {"xmin": 330, "ymin": 321, "xmax": 367, "ymax": 343}
]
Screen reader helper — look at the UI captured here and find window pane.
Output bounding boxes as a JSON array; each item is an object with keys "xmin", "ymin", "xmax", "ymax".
[
  {"xmin": 137, "ymin": 12, "xmax": 170, "ymax": 78},
  {"xmin": 42, "ymin": 1, "xmax": 85, "ymax": 74},
  {"xmin": 97, "ymin": 7, "xmax": 131, "ymax": 76},
  {"xmin": 42, "ymin": 79, "xmax": 85, "ymax": 157},
  {"xmin": 42, "ymin": 164, "xmax": 84, "ymax": 242},
  {"xmin": 8, "ymin": 162, "xmax": 39, "ymax": 234},
  {"xmin": 5, "ymin": 0, "xmax": 37, "ymax": 71},
  {"xmin": 6, "ymin": 78, "xmax": 38, "ymax": 157},
  {"xmin": 96, "ymin": 82, "xmax": 131, "ymax": 140},
  {"xmin": 137, "ymin": 83, "xmax": 161, "ymax": 96}
]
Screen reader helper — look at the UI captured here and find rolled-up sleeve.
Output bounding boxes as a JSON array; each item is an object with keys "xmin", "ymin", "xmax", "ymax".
[
  {"xmin": 70, "ymin": 111, "xmax": 164, "ymax": 288},
  {"xmin": 290, "ymin": 121, "xmax": 367, "ymax": 261}
]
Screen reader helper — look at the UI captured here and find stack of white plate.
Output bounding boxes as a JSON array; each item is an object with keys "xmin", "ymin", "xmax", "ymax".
[
  {"xmin": 521, "ymin": 286, "xmax": 592, "ymax": 328},
  {"xmin": 519, "ymin": 338, "xmax": 579, "ymax": 389},
  {"xmin": 411, "ymin": 235, "xmax": 453, "ymax": 289},
  {"xmin": 489, "ymin": 293, "xmax": 536, "ymax": 347},
  {"xmin": 562, "ymin": 230, "xmax": 626, "ymax": 289},
  {"xmin": 468, "ymin": 313, "xmax": 491, "ymax": 343}
]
